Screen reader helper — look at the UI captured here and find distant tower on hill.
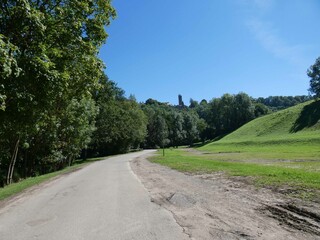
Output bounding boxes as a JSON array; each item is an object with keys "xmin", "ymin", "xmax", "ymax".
[{"xmin": 178, "ymin": 94, "xmax": 184, "ymax": 107}]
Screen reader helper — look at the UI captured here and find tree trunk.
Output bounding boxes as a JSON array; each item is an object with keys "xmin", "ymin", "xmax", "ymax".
[
  {"xmin": 68, "ymin": 155, "xmax": 73, "ymax": 167},
  {"xmin": 6, "ymin": 138, "xmax": 20, "ymax": 185},
  {"xmin": 83, "ymin": 149, "xmax": 87, "ymax": 160},
  {"xmin": 24, "ymin": 149, "xmax": 28, "ymax": 178},
  {"xmin": 162, "ymin": 143, "xmax": 165, "ymax": 157}
]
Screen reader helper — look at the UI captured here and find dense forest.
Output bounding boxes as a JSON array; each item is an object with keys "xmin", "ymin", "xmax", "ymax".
[
  {"xmin": 0, "ymin": 0, "xmax": 117, "ymax": 186},
  {"xmin": 139, "ymin": 93, "xmax": 311, "ymax": 149},
  {"xmin": 254, "ymin": 95, "xmax": 312, "ymax": 110},
  {"xmin": 0, "ymin": 1, "xmax": 316, "ymax": 187}
]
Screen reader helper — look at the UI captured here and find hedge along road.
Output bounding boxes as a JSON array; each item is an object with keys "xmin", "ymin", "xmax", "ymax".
[{"xmin": 0, "ymin": 150, "xmax": 189, "ymax": 240}]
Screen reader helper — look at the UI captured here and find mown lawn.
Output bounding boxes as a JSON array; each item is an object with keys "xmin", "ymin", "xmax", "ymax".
[
  {"xmin": 199, "ymin": 100, "xmax": 320, "ymax": 161},
  {"xmin": 199, "ymin": 139, "xmax": 320, "ymax": 161},
  {"xmin": 151, "ymin": 149, "xmax": 320, "ymax": 199}
]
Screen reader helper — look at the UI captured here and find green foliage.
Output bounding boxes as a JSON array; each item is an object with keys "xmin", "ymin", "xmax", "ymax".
[
  {"xmin": 142, "ymin": 93, "xmax": 270, "ymax": 148},
  {"xmin": 0, "ymin": 34, "xmax": 21, "ymax": 111},
  {"xmin": 255, "ymin": 95, "xmax": 311, "ymax": 110},
  {"xmin": 169, "ymin": 112, "xmax": 186, "ymax": 147},
  {"xmin": 149, "ymin": 115, "xmax": 169, "ymax": 148},
  {"xmin": 189, "ymin": 98, "xmax": 199, "ymax": 108},
  {"xmin": 193, "ymin": 93, "xmax": 310, "ymax": 141},
  {"xmin": 142, "ymin": 102, "xmax": 203, "ymax": 148},
  {"xmin": 193, "ymin": 99, "xmax": 215, "ymax": 141},
  {"xmin": 183, "ymin": 111, "xmax": 199, "ymax": 146},
  {"xmin": 205, "ymin": 92, "xmax": 255, "ymax": 136},
  {"xmin": 308, "ymin": 57, "xmax": 320, "ymax": 98},
  {"xmin": 254, "ymin": 103, "xmax": 270, "ymax": 117},
  {"xmin": 59, "ymin": 98, "xmax": 98, "ymax": 165},
  {"xmin": 0, "ymin": 0, "xmax": 116, "ymax": 186},
  {"xmin": 89, "ymin": 75, "xmax": 147, "ymax": 156}
]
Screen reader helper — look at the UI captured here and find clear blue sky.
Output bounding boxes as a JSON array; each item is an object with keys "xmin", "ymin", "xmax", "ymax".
[{"xmin": 100, "ymin": 0, "xmax": 320, "ymax": 105}]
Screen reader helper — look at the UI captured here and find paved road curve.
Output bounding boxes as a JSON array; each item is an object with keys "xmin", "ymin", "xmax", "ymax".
[{"xmin": 0, "ymin": 150, "xmax": 189, "ymax": 240}]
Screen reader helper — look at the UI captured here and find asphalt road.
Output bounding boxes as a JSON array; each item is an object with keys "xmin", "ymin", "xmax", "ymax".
[{"xmin": 0, "ymin": 150, "xmax": 189, "ymax": 240}]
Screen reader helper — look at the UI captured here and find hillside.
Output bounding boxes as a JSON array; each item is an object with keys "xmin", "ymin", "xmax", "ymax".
[
  {"xmin": 200, "ymin": 100, "xmax": 320, "ymax": 160},
  {"xmin": 221, "ymin": 100, "xmax": 320, "ymax": 142}
]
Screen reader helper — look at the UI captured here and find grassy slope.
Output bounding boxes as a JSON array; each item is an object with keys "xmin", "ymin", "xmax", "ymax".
[{"xmin": 200, "ymin": 100, "xmax": 320, "ymax": 160}]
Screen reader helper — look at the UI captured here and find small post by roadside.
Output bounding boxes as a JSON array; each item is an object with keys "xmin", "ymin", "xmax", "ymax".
[{"xmin": 162, "ymin": 139, "xmax": 170, "ymax": 157}]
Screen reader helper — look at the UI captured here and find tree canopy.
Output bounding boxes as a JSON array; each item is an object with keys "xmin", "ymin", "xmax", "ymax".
[
  {"xmin": 0, "ymin": 0, "xmax": 116, "ymax": 185},
  {"xmin": 308, "ymin": 57, "xmax": 320, "ymax": 98}
]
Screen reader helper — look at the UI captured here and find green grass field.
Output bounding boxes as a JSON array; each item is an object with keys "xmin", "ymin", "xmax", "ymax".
[
  {"xmin": 200, "ymin": 100, "xmax": 320, "ymax": 161},
  {"xmin": 152, "ymin": 101, "xmax": 320, "ymax": 200},
  {"xmin": 152, "ymin": 149, "xmax": 320, "ymax": 188},
  {"xmin": 152, "ymin": 149, "xmax": 320, "ymax": 200},
  {"xmin": 0, "ymin": 156, "xmax": 107, "ymax": 201}
]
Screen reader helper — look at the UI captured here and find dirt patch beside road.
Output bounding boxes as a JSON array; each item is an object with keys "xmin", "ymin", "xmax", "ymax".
[{"xmin": 131, "ymin": 153, "xmax": 320, "ymax": 240}]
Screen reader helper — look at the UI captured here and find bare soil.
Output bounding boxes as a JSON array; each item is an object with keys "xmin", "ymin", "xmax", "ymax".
[{"xmin": 131, "ymin": 152, "xmax": 320, "ymax": 240}]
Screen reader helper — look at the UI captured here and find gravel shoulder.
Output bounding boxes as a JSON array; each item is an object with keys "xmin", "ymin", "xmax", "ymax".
[{"xmin": 131, "ymin": 152, "xmax": 320, "ymax": 240}]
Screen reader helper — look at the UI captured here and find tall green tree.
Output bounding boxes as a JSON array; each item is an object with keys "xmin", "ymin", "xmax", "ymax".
[
  {"xmin": 183, "ymin": 112, "xmax": 200, "ymax": 146},
  {"xmin": 145, "ymin": 114, "xmax": 169, "ymax": 149},
  {"xmin": 307, "ymin": 57, "xmax": 320, "ymax": 98},
  {"xmin": 194, "ymin": 99, "xmax": 214, "ymax": 141},
  {"xmin": 169, "ymin": 111, "xmax": 185, "ymax": 147},
  {"xmin": 207, "ymin": 93, "xmax": 254, "ymax": 137},
  {"xmin": 0, "ymin": 0, "xmax": 115, "ymax": 185},
  {"xmin": 234, "ymin": 92, "xmax": 255, "ymax": 127},
  {"xmin": 89, "ymin": 75, "xmax": 147, "ymax": 156},
  {"xmin": 254, "ymin": 103, "xmax": 269, "ymax": 117}
]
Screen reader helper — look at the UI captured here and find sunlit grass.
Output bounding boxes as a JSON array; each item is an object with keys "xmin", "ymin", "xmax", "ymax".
[
  {"xmin": 200, "ymin": 101, "xmax": 320, "ymax": 161},
  {"xmin": 151, "ymin": 149, "xmax": 320, "ymax": 193}
]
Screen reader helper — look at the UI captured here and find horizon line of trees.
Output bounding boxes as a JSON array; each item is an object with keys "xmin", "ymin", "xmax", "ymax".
[{"xmin": 140, "ymin": 92, "xmax": 312, "ymax": 149}]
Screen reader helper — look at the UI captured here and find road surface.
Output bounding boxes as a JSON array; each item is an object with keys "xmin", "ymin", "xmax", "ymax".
[{"xmin": 0, "ymin": 150, "xmax": 189, "ymax": 240}]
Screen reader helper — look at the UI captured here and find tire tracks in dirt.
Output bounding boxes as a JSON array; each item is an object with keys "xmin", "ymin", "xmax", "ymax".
[{"xmin": 131, "ymin": 154, "xmax": 320, "ymax": 240}]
